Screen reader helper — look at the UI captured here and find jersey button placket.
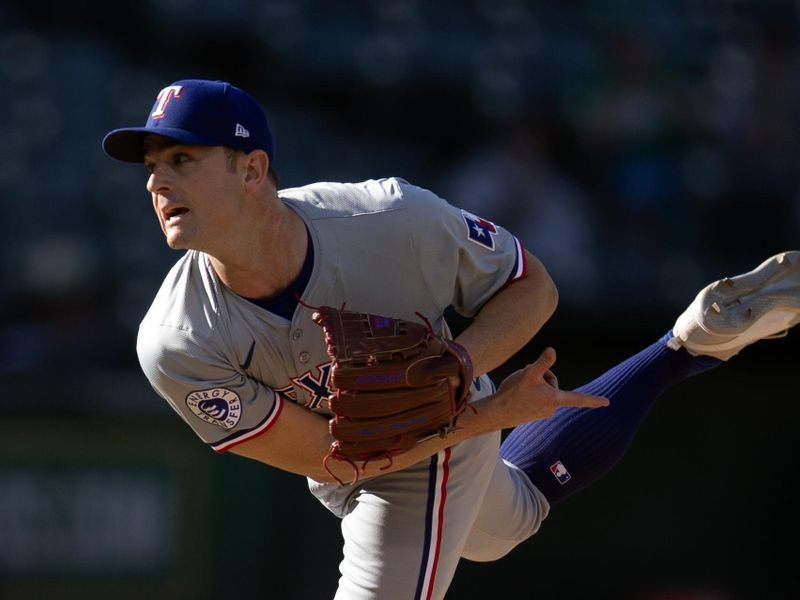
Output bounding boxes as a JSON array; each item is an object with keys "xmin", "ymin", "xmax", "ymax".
[
  {"xmin": 292, "ymin": 329, "xmax": 303, "ymax": 340},
  {"xmin": 299, "ymin": 351, "xmax": 311, "ymax": 364}
]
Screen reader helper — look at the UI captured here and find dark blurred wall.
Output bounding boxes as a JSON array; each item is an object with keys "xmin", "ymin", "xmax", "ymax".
[{"xmin": 0, "ymin": 1, "xmax": 798, "ymax": 598}]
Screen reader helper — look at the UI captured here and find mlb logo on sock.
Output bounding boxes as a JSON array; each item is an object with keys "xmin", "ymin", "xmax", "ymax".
[{"xmin": 550, "ymin": 461, "xmax": 571, "ymax": 484}]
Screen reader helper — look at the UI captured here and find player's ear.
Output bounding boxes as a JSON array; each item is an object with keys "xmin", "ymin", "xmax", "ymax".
[{"xmin": 242, "ymin": 149, "xmax": 270, "ymax": 189}]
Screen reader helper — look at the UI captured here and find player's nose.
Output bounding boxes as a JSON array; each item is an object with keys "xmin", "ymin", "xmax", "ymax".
[{"xmin": 146, "ymin": 167, "xmax": 172, "ymax": 194}]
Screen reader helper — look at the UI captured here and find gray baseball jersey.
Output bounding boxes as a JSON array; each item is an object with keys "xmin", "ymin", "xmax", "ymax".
[{"xmin": 137, "ymin": 178, "xmax": 547, "ymax": 599}]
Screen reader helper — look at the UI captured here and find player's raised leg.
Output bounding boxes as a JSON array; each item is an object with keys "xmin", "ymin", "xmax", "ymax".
[{"xmin": 499, "ymin": 251, "xmax": 800, "ymax": 508}]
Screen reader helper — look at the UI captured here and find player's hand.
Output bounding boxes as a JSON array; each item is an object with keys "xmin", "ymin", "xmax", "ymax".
[{"xmin": 495, "ymin": 347, "xmax": 608, "ymax": 426}]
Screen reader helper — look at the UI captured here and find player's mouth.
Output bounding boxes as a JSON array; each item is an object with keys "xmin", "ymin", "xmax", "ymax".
[{"xmin": 163, "ymin": 206, "xmax": 189, "ymax": 224}]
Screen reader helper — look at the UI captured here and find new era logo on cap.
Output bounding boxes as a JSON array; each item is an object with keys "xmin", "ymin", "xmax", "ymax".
[{"xmin": 102, "ymin": 79, "xmax": 275, "ymax": 164}]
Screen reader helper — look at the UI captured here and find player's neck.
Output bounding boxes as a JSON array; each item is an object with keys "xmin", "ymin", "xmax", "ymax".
[{"xmin": 209, "ymin": 202, "xmax": 308, "ymax": 299}]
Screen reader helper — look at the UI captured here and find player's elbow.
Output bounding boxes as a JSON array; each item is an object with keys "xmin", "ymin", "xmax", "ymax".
[
  {"xmin": 524, "ymin": 252, "xmax": 559, "ymax": 316},
  {"xmin": 305, "ymin": 460, "xmax": 345, "ymax": 484},
  {"xmin": 543, "ymin": 273, "xmax": 558, "ymax": 315}
]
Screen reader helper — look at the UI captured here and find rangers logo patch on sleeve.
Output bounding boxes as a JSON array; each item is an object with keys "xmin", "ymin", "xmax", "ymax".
[
  {"xmin": 186, "ymin": 388, "xmax": 242, "ymax": 430},
  {"xmin": 461, "ymin": 210, "xmax": 498, "ymax": 251}
]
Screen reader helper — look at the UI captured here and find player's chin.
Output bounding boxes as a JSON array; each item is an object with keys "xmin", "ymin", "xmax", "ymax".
[{"xmin": 164, "ymin": 229, "xmax": 192, "ymax": 250}]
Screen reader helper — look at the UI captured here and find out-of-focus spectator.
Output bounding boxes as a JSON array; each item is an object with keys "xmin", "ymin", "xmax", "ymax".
[{"xmin": 0, "ymin": 235, "xmax": 127, "ymax": 377}]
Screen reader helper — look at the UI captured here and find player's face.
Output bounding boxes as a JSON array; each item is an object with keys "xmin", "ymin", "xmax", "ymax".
[{"xmin": 144, "ymin": 140, "xmax": 242, "ymax": 251}]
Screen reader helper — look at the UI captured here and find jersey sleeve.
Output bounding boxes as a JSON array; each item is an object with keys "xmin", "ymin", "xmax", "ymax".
[
  {"xmin": 399, "ymin": 181, "xmax": 527, "ymax": 317},
  {"xmin": 137, "ymin": 324, "xmax": 283, "ymax": 453}
]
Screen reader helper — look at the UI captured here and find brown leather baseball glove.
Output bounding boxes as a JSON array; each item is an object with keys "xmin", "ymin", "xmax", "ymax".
[{"xmin": 311, "ymin": 305, "xmax": 474, "ymax": 484}]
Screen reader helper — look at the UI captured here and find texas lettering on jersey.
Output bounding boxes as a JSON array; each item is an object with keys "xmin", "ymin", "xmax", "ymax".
[
  {"xmin": 273, "ymin": 384, "xmax": 299, "ymax": 403},
  {"xmin": 291, "ymin": 362, "xmax": 335, "ymax": 409}
]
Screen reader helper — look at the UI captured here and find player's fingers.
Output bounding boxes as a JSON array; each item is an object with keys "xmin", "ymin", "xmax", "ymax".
[
  {"xmin": 555, "ymin": 389, "xmax": 609, "ymax": 409},
  {"xmin": 543, "ymin": 369, "xmax": 558, "ymax": 389},
  {"xmin": 527, "ymin": 347, "xmax": 557, "ymax": 378},
  {"xmin": 498, "ymin": 348, "xmax": 563, "ymax": 396}
]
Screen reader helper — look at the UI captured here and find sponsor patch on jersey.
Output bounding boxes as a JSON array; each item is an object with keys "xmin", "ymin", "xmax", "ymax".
[
  {"xmin": 461, "ymin": 210, "xmax": 498, "ymax": 251},
  {"xmin": 186, "ymin": 388, "xmax": 242, "ymax": 430},
  {"xmin": 549, "ymin": 460, "xmax": 571, "ymax": 484}
]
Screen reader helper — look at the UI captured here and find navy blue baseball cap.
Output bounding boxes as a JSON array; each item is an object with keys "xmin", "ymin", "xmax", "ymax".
[{"xmin": 102, "ymin": 79, "xmax": 275, "ymax": 163}]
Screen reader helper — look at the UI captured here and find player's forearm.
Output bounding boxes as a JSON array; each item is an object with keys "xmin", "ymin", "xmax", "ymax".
[
  {"xmin": 230, "ymin": 399, "xmax": 344, "ymax": 481},
  {"xmin": 230, "ymin": 391, "xmax": 506, "ymax": 484},
  {"xmin": 232, "ymin": 347, "xmax": 606, "ymax": 485},
  {"xmin": 231, "ymin": 406, "xmax": 439, "ymax": 484},
  {"xmin": 230, "ymin": 403, "xmax": 440, "ymax": 484},
  {"xmin": 321, "ymin": 390, "xmax": 519, "ymax": 483},
  {"xmin": 455, "ymin": 251, "xmax": 557, "ymax": 376}
]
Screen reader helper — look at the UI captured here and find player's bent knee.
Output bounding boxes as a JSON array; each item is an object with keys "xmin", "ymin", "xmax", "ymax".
[
  {"xmin": 460, "ymin": 530, "xmax": 526, "ymax": 562},
  {"xmin": 460, "ymin": 458, "xmax": 550, "ymax": 562}
]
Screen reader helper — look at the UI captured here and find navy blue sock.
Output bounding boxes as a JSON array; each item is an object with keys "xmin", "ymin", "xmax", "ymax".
[{"xmin": 499, "ymin": 332, "xmax": 721, "ymax": 507}]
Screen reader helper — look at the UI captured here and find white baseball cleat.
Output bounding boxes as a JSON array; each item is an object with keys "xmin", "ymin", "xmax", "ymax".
[{"xmin": 667, "ymin": 251, "xmax": 800, "ymax": 360}]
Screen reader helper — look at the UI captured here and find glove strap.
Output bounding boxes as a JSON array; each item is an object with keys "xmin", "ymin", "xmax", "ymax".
[
  {"xmin": 323, "ymin": 443, "xmax": 396, "ymax": 486},
  {"xmin": 443, "ymin": 339, "xmax": 474, "ymax": 403}
]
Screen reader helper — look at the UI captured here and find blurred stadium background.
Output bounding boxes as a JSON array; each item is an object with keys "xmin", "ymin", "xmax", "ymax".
[{"xmin": 1, "ymin": 1, "xmax": 798, "ymax": 598}]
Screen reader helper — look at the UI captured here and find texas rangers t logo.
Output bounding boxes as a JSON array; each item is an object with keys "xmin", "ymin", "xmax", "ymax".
[
  {"xmin": 461, "ymin": 210, "xmax": 498, "ymax": 251},
  {"xmin": 151, "ymin": 85, "xmax": 183, "ymax": 119}
]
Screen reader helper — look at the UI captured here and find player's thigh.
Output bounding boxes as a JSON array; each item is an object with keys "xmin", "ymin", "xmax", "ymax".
[
  {"xmin": 335, "ymin": 433, "xmax": 500, "ymax": 600},
  {"xmin": 461, "ymin": 458, "xmax": 550, "ymax": 562}
]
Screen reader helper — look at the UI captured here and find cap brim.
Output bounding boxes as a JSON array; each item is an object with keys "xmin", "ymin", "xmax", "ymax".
[{"xmin": 102, "ymin": 127, "xmax": 218, "ymax": 163}]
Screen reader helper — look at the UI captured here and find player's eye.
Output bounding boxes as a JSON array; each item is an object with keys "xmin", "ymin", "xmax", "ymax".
[{"xmin": 172, "ymin": 153, "xmax": 190, "ymax": 165}]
